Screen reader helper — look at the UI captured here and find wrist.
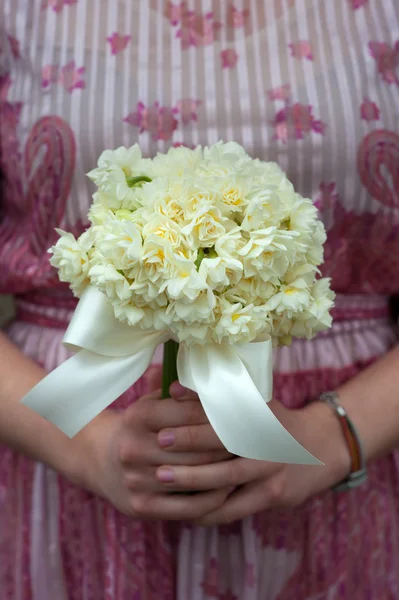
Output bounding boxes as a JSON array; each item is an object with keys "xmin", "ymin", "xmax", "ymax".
[
  {"xmin": 64, "ymin": 409, "xmax": 120, "ymax": 492},
  {"xmin": 306, "ymin": 400, "xmax": 352, "ymax": 485}
]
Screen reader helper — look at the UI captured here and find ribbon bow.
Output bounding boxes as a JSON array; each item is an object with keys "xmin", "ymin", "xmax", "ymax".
[{"xmin": 22, "ymin": 287, "xmax": 320, "ymax": 463}]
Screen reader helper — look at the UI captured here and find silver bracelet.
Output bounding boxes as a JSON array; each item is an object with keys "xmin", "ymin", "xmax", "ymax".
[{"xmin": 319, "ymin": 391, "xmax": 368, "ymax": 492}]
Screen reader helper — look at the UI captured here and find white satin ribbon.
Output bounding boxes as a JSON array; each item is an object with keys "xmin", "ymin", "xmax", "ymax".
[{"xmin": 21, "ymin": 286, "xmax": 321, "ymax": 464}]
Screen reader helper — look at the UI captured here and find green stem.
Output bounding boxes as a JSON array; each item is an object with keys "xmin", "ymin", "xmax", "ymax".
[
  {"xmin": 161, "ymin": 340, "xmax": 179, "ymax": 398},
  {"xmin": 126, "ymin": 175, "xmax": 152, "ymax": 187}
]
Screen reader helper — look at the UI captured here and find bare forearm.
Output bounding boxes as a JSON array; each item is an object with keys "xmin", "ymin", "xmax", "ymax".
[
  {"xmin": 0, "ymin": 331, "xmax": 80, "ymax": 477},
  {"xmin": 338, "ymin": 344, "xmax": 399, "ymax": 462}
]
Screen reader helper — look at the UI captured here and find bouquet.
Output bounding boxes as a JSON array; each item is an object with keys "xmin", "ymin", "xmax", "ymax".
[{"xmin": 22, "ymin": 142, "xmax": 334, "ymax": 463}]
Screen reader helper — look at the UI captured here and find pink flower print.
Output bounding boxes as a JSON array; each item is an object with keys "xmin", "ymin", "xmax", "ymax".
[
  {"xmin": 360, "ymin": 97, "xmax": 380, "ymax": 122},
  {"xmin": 124, "ymin": 102, "xmax": 178, "ymax": 141},
  {"xmin": 41, "ymin": 64, "xmax": 60, "ymax": 88},
  {"xmin": 41, "ymin": 0, "xmax": 77, "ymax": 12},
  {"xmin": 176, "ymin": 11, "xmax": 222, "ymax": 49},
  {"xmin": 201, "ymin": 557, "xmax": 220, "ymax": 596},
  {"xmin": 165, "ymin": 1, "xmax": 188, "ymax": 25},
  {"xmin": 272, "ymin": 103, "xmax": 326, "ymax": 142},
  {"xmin": 227, "ymin": 4, "xmax": 250, "ymax": 29},
  {"xmin": 7, "ymin": 35, "xmax": 20, "ymax": 59},
  {"xmin": 289, "ymin": 40, "xmax": 314, "ymax": 61},
  {"xmin": 172, "ymin": 142, "xmax": 196, "ymax": 149},
  {"xmin": 221, "ymin": 48, "xmax": 238, "ymax": 69},
  {"xmin": 315, "ymin": 181, "xmax": 339, "ymax": 212},
  {"xmin": 173, "ymin": 98, "xmax": 202, "ymax": 125},
  {"xmin": 348, "ymin": 0, "xmax": 369, "ymax": 8},
  {"xmin": 368, "ymin": 41, "xmax": 399, "ymax": 86},
  {"xmin": 245, "ymin": 562, "xmax": 256, "ymax": 588},
  {"xmin": 0, "ymin": 74, "xmax": 12, "ymax": 101},
  {"xmin": 106, "ymin": 32, "xmax": 131, "ymax": 55},
  {"xmin": 267, "ymin": 83, "xmax": 291, "ymax": 101},
  {"xmin": 217, "ymin": 591, "xmax": 239, "ymax": 600},
  {"xmin": 58, "ymin": 61, "xmax": 85, "ymax": 93}
]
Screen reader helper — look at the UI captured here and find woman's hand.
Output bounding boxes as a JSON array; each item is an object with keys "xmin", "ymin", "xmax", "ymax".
[
  {"xmin": 70, "ymin": 387, "xmax": 232, "ymax": 521},
  {"xmin": 155, "ymin": 386, "xmax": 351, "ymax": 525}
]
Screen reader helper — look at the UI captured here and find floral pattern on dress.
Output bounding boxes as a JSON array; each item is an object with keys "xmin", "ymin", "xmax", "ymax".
[
  {"xmin": 226, "ymin": 5, "xmax": 250, "ymax": 29},
  {"xmin": 41, "ymin": 0, "xmax": 77, "ymax": 12},
  {"xmin": 124, "ymin": 102, "xmax": 178, "ymax": 141},
  {"xmin": 360, "ymin": 97, "xmax": 380, "ymax": 121},
  {"xmin": 166, "ymin": 3, "xmax": 222, "ymax": 49},
  {"xmin": 221, "ymin": 49, "xmax": 238, "ymax": 69},
  {"xmin": 124, "ymin": 98, "xmax": 202, "ymax": 141},
  {"xmin": 106, "ymin": 33, "xmax": 131, "ymax": 55},
  {"xmin": 267, "ymin": 84, "xmax": 291, "ymax": 102},
  {"xmin": 357, "ymin": 129, "xmax": 399, "ymax": 208},
  {"xmin": 289, "ymin": 41, "xmax": 314, "ymax": 61},
  {"xmin": 173, "ymin": 98, "xmax": 202, "ymax": 125},
  {"xmin": 272, "ymin": 103, "xmax": 326, "ymax": 142},
  {"xmin": 348, "ymin": 0, "xmax": 369, "ymax": 9},
  {"xmin": 368, "ymin": 41, "xmax": 399, "ymax": 86},
  {"xmin": 42, "ymin": 62, "xmax": 85, "ymax": 93}
]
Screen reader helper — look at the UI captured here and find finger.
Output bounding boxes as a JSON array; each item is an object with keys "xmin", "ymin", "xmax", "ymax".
[
  {"xmin": 169, "ymin": 381, "xmax": 198, "ymax": 400},
  {"xmin": 129, "ymin": 488, "xmax": 230, "ymax": 521},
  {"xmin": 158, "ymin": 424, "xmax": 229, "ymax": 455},
  {"xmin": 124, "ymin": 397, "xmax": 208, "ymax": 431},
  {"xmin": 119, "ymin": 432, "xmax": 229, "ymax": 468},
  {"xmin": 143, "ymin": 365, "xmax": 163, "ymax": 392},
  {"xmin": 196, "ymin": 476, "xmax": 284, "ymax": 525},
  {"xmin": 156, "ymin": 458, "xmax": 277, "ymax": 490}
]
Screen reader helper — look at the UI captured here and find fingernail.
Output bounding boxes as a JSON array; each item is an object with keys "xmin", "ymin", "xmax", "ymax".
[
  {"xmin": 158, "ymin": 468, "xmax": 174, "ymax": 483},
  {"xmin": 158, "ymin": 430, "xmax": 175, "ymax": 448},
  {"xmin": 169, "ymin": 381, "xmax": 188, "ymax": 398}
]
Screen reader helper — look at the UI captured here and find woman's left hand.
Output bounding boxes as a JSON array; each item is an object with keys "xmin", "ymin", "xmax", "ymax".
[{"xmin": 156, "ymin": 385, "xmax": 352, "ymax": 525}]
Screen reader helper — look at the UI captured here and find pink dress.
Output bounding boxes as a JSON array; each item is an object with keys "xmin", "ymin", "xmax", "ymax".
[{"xmin": 1, "ymin": 1, "xmax": 399, "ymax": 598}]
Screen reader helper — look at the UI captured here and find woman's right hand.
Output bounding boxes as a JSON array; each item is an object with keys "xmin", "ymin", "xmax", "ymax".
[{"xmin": 71, "ymin": 389, "xmax": 232, "ymax": 520}]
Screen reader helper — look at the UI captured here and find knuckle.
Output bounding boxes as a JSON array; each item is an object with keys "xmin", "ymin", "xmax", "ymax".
[
  {"xmin": 122, "ymin": 470, "xmax": 142, "ymax": 491},
  {"xmin": 185, "ymin": 401, "xmax": 204, "ymax": 424},
  {"xmin": 225, "ymin": 460, "xmax": 240, "ymax": 487},
  {"xmin": 118, "ymin": 440, "xmax": 134, "ymax": 465},
  {"xmin": 267, "ymin": 476, "xmax": 285, "ymax": 504},
  {"xmin": 130, "ymin": 494, "xmax": 151, "ymax": 517}
]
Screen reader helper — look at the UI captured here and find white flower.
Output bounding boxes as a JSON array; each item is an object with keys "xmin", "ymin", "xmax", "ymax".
[
  {"xmin": 215, "ymin": 225, "xmax": 246, "ymax": 259},
  {"xmin": 265, "ymin": 277, "xmax": 311, "ymax": 315},
  {"xmin": 241, "ymin": 188, "xmax": 284, "ymax": 231},
  {"xmin": 89, "ymin": 262, "xmax": 132, "ymax": 302},
  {"xmin": 113, "ymin": 301, "xmax": 145, "ymax": 326},
  {"xmin": 182, "ymin": 206, "xmax": 226, "ymax": 247},
  {"xmin": 306, "ymin": 221, "xmax": 327, "ymax": 266},
  {"xmin": 212, "ymin": 175, "xmax": 250, "ymax": 217},
  {"xmin": 152, "ymin": 146, "xmax": 203, "ymax": 177},
  {"xmin": 307, "ymin": 278, "xmax": 335, "ymax": 327},
  {"xmin": 171, "ymin": 287, "xmax": 216, "ymax": 322},
  {"xmin": 88, "ymin": 145, "xmax": 143, "ymax": 185},
  {"xmin": 49, "ymin": 229, "xmax": 94, "ymax": 296},
  {"xmin": 282, "ymin": 195, "xmax": 318, "ymax": 240},
  {"xmin": 88, "ymin": 145, "xmax": 150, "ymax": 211},
  {"xmin": 142, "ymin": 215, "xmax": 188, "ymax": 251},
  {"xmin": 239, "ymin": 227, "xmax": 298, "ymax": 283},
  {"xmin": 95, "ymin": 219, "xmax": 142, "ymax": 271},
  {"xmin": 162, "ymin": 267, "xmax": 207, "ymax": 301},
  {"xmin": 88, "ymin": 195, "xmax": 115, "ymax": 224},
  {"xmin": 198, "ymin": 255, "xmax": 243, "ymax": 290},
  {"xmin": 214, "ymin": 299, "xmax": 267, "ymax": 344},
  {"xmin": 226, "ymin": 277, "xmax": 276, "ymax": 306}
]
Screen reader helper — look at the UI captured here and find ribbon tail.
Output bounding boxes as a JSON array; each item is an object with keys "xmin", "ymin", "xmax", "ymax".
[
  {"xmin": 22, "ymin": 345, "xmax": 156, "ymax": 438},
  {"xmin": 177, "ymin": 342, "xmax": 321, "ymax": 465}
]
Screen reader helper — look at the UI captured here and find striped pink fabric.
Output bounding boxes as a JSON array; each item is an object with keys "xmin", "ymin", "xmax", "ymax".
[{"xmin": 1, "ymin": 1, "xmax": 399, "ymax": 598}]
